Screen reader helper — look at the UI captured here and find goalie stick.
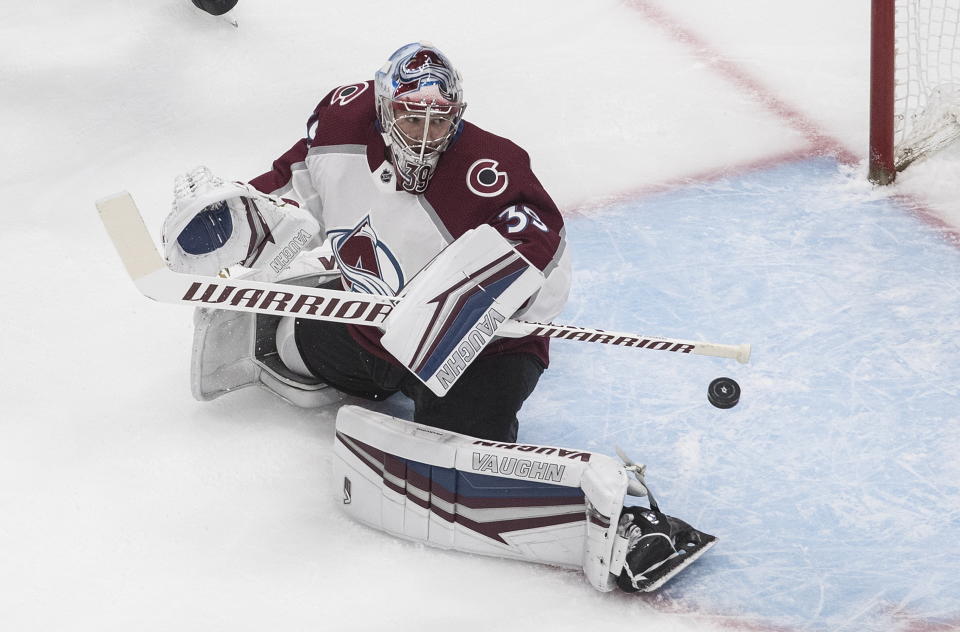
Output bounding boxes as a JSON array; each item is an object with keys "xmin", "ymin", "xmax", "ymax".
[{"xmin": 96, "ymin": 191, "xmax": 751, "ymax": 364}]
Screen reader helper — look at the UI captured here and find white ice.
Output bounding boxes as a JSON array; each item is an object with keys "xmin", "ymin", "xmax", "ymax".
[{"xmin": 2, "ymin": 1, "xmax": 959, "ymax": 631}]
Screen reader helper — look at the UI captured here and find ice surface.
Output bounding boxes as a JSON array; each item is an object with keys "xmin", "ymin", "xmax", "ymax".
[
  {"xmin": 530, "ymin": 158, "xmax": 960, "ymax": 631},
  {"xmin": 2, "ymin": 1, "xmax": 959, "ymax": 631}
]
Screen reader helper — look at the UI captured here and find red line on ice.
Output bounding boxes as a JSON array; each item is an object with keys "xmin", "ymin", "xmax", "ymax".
[
  {"xmin": 623, "ymin": 0, "xmax": 857, "ymax": 163},
  {"xmin": 566, "ymin": 0, "xmax": 960, "ymax": 248}
]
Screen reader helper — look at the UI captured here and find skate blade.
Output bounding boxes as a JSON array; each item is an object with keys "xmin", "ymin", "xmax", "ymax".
[{"xmin": 634, "ymin": 535, "xmax": 717, "ymax": 592}]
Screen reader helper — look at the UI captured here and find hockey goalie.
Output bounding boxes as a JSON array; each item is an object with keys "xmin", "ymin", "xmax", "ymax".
[{"xmin": 157, "ymin": 41, "xmax": 716, "ymax": 593}]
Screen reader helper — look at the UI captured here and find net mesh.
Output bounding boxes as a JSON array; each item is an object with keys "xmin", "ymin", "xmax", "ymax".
[{"xmin": 895, "ymin": 0, "xmax": 960, "ymax": 168}]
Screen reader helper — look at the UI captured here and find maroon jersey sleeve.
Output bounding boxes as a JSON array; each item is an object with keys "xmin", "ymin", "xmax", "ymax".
[
  {"xmin": 484, "ymin": 148, "xmax": 565, "ymax": 274},
  {"xmin": 248, "ymin": 81, "xmax": 376, "ymax": 198},
  {"xmin": 247, "ymin": 103, "xmax": 324, "ymax": 197},
  {"xmin": 421, "ymin": 123, "xmax": 571, "ymax": 366}
]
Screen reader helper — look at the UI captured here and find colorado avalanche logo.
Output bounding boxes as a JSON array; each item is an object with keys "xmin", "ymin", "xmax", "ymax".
[
  {"xmin": 466, "ymin": 159, "xmax": 509, "ymax": 197},
  {"xmin": 331, "ymin": 82, "xmax": 368, "ymax": 106},
  {"xmin": 328, "ymin": 216, "xmax": 404, "ymax": 297},
  {"xmin": 394, "ymin": 50, "xmax": 458, "ymax": 101}
]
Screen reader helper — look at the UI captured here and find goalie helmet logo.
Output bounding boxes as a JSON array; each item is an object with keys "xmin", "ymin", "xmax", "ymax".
[{"xmin": 394, "ymin": 49, "xmax": 460, "ymax": 102}]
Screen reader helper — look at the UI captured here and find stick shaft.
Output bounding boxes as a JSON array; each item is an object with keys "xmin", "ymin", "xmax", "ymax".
[
  {"xmin": 498, "ymin": 321, "xmax": 750, "ymax": 363},
  {"xmin": 97, "ymin": 192, "xmax": 750, "ymax": 364}
]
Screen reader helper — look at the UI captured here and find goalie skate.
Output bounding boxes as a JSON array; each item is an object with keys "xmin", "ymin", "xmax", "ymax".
[{"xmin": 613, "ymin": 507, "xmax": 717, "ymax": 593}]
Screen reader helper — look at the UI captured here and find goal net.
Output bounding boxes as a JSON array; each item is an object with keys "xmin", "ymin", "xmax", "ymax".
[{"xmin": 870, "ymin": 0, "xmax": 960, "ymax": 183}]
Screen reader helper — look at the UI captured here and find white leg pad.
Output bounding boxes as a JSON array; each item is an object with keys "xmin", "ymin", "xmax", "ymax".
[
  {"xmin": 190, "ymin": 257, "xmax": 343, "ymax": 408},
  {"xmin": 333, "ymin": 405, "xmax": 629, "ymax": 592}
]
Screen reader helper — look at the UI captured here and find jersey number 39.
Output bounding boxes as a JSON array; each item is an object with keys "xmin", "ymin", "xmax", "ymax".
[{"xmin": 498, "ymin": 204, "xmax": 548, "ymax": 234}]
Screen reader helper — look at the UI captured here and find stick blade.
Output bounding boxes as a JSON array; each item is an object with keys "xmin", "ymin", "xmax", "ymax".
[{"xmin": 96, "ymin": 192, "xmax": 166, "ymax": 282}]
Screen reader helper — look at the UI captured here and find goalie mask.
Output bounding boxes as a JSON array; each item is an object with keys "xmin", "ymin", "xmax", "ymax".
[{"xmin": 375, "ymin": 42, "xmax": 466, "ymax": 194}]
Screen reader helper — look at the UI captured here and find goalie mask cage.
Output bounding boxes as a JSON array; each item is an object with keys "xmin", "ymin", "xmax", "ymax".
[{"xmin": 869, "ymin": 0, "xmax": 960, "ymax": 184}]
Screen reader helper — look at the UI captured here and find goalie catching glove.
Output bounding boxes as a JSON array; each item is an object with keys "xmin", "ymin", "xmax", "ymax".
[{"xmin": 162, "ymin": 166, "xmax": 320, "ymax": 278}]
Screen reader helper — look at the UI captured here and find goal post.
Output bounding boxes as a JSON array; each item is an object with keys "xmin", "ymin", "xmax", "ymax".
[
  {"xmin": 870, "ymin": 0, "xmax": 897, "ymax": 184},
  {"xmin": 869, "ymin": 0, "xmax": 960, "ymax": 184}
]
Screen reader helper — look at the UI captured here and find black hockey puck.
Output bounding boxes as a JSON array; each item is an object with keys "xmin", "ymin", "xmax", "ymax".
[
  {"xmin": 192, "ymin": 0, "xmax": 238, "ymax": 16},
  {"xmin": 707, "ymin": 377, "xmax": 740, "ymax": 409}
]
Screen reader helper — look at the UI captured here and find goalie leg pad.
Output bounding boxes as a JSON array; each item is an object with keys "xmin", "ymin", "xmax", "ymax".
[
  {"xmin": 191, "ymin": 269, "xmax": 343, "ymax": 408},
  {"xmin": 333, "ymin": 405, "xmax": 718, "ymax": 592},
  {"xmin": 332, "ymin": 405, "xmax": 631, "ymax": 591}
]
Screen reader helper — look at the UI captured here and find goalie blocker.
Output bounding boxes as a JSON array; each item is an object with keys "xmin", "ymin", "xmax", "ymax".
[
  {"xmin": 380, "ymin": 224, "xmax": 545, "ymax": 397},
  {"xmin": 334, "ymin": 405, "xmax": 717, "ymax": 593}
]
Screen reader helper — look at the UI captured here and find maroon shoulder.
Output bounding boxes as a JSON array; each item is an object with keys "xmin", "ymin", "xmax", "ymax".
[
  {"xmin": 424, "ymin": 122, "xmax": 564, "ymax": 267},
  {"xmin": 249, "ymin": 81, "xmax": 377, "ymax": 194},
  {"xmin": 425, "ymin": 122, "xmax": 562, "ymax": 235},
  {"xmin": 308, "ymin": 80, "xmax": 377, "ymax": 148}
]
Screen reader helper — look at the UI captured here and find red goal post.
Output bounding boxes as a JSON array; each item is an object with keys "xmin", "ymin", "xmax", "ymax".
[{"xmin": 869, "ymin": 0, "xmax": 960, "ymax": 184}]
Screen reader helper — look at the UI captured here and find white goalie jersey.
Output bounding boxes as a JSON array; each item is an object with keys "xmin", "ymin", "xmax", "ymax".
[{"xmin": 248, "ymin": 80, "xmax": 571, "ymax": 370}]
